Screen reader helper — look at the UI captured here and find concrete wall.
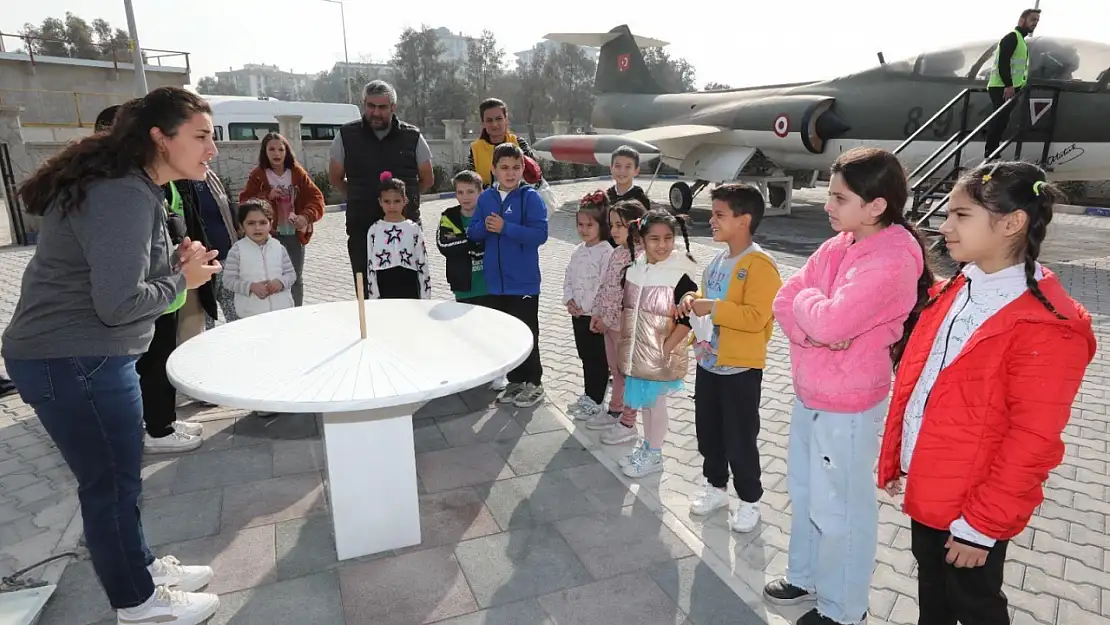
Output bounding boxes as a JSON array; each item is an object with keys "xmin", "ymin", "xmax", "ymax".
[{"xmin": 0, "ymin": 52, "xmax": 190, "ymax": 138}]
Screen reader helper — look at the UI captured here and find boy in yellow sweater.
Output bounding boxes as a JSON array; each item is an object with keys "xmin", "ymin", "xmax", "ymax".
[{"xmin": 678, "ymin": 183, "xmax": 782, "ymax": 533}]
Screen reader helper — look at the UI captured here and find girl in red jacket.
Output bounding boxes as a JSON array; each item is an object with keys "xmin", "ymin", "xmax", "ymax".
[{"xmin": 878, "ymin": 161, "xmax": 1096, "ymax": 625}]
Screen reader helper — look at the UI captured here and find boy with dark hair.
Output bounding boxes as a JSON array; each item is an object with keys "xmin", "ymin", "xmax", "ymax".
[
  {"xmin": 468, "ymin": 98, "xmax": 540, "ymax": 187},
  {"xmin": 437, "ymin": 171, "xmax": 490, "ymax": 305},
  {"xmin": 605, "ymin": 146, "xmax": 652, "ymax": 212},
  {"xmin": 468, "ymin": 143, "xmax": 549, "ymax": 407},
  {"xmin": 678, "ymin": 183, "xmax": 782, "ymax": 533}
]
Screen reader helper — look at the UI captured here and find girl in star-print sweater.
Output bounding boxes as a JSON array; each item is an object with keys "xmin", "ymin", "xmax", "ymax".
[{"xmin": 366, "ymin": 173, "xmax": 432, "ymax": 299}]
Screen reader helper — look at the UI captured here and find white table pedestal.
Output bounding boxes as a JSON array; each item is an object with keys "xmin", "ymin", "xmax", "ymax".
[{"xmin": 321, "ymin": 403, "xmax": 423, "ymax": 560}]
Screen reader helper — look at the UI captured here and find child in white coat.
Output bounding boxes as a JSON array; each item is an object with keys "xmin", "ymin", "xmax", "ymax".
[{"xmin": 222, "ymin": 199, "xmax": 297, "ymax": 318}]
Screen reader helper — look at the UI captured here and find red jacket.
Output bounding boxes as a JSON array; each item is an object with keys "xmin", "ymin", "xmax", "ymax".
[{"xmin": 877, "ymin": 269, "xmax": 1095, "ymax": 540}]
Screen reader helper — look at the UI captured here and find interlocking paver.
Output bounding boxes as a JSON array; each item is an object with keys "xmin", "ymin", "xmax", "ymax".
[{"xmin": 0, "ymin": 180, "xmax": 1107, "ymax": 623}]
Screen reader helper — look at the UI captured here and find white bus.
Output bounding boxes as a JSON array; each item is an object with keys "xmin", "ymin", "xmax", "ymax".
[{"xmin": 202, "ymin": 96, "xmax": 360, "ymax": 142}]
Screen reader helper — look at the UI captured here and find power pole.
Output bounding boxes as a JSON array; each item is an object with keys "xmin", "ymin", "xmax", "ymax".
[
  {"xmin": 321, "ymin": 0, "xmax": 352, "ymax": 103},
  {"xmin": 123, "ymin": 0, "xmax": 148, "ymax": 95}
]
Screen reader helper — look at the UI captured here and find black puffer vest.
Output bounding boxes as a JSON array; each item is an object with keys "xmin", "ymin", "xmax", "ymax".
[{"xmin": 339, "ymin": 115, "xmax": 423, "ymax": 234}]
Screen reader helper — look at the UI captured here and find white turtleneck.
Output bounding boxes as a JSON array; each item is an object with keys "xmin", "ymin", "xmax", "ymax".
[{"xmin": 901, "ymin": 261, "xmax": 1042, "ymax": 548}]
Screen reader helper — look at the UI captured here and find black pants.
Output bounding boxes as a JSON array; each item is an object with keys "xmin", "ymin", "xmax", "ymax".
[
  {"xmin": 347, "ymin": 230, "xmax": 371, "ymax": 300},
  {"xmin": 571, "ymin": 315, "xmax": 608, "ymax": 404},
  {"xmin": 911, "ymin": 521, "xmax": 1010, "ymax": 625},
  {"xmin": 694, "ymin": 367, "xmax": 763, "ymax": 503},
  {"xmin": 136, "ymin": 312, "xmax": 179, "ymax": 438},
  {"xmin": 374, "ymin": 267, "xmax": 420, "ymax": 299},
  {"xmin": 984, "ymin": 86, "xmax": 1016, "ymax": 159},
  {"xmin": 458, "ymin": 294, "xmax": 495, "ymax": 308},
  {"xmin": 490, "ymin": 295, "xmax": 542, "ymax": 385}
]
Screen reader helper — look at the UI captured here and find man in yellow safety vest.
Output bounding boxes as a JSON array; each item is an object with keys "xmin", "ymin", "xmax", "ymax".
[{"xmin": 984, "ymin": 8, "xmax": 1040, "ymax": 159}]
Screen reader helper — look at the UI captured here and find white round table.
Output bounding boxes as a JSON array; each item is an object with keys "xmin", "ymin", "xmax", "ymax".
[{"xmin": 166, "ymin": 299, "xmax": 533, "ymax": 560}]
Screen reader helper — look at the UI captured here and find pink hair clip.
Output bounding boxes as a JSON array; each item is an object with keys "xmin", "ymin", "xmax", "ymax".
[{"xmin": 379, "ymin": 171, "xmax": 393, "ymax": 182}]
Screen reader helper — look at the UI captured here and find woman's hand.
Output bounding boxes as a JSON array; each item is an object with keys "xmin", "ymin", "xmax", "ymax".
[
  {"xmin": 181, "ymin": 248, "xmax": 221, "ymax": 289},
  {"xmin": 291, "ymin": 214, "xmax": 308, "ymax": 232},
  {"xmin": 176, "ymin": 237, "xmax": 206, "ymax": 265},
  {"xmin": 882, "ymin": 478, "xmax": 902, "ymax": 497},
  {"xmin": 268, "ymin": 188, "xmax": 283, "ymax": 201}
]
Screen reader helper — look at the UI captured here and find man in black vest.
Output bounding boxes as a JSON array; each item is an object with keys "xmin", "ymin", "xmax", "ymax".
[{"xmin": 329, "ymin": 80, "xmax": 435, "ymax": 296}]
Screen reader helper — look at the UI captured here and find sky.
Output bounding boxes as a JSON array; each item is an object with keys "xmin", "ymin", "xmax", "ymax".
[{"xmin": 3, "ymin": 0, "xmax": 1109, "ymax": 89}]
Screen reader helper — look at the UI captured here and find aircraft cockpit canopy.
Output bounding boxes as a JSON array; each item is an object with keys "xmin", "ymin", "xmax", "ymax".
[{"xmin": 885, "ymin": 37, "xmax": 1110, "ymax": 88}]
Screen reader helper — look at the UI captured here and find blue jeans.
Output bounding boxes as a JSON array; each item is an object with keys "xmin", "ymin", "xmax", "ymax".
[
  {"xmin": 4, "ymin": 356, "xmax": 155, "ymax": 609},
  {"xmin": 785, "ymin": 398, "xmax": 884, "ymax": 624}
]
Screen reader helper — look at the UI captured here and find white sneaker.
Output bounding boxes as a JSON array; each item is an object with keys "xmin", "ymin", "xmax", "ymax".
[
  {"xmin": 117, "ymin": 586, "xmax": 219, "ymax": 625},
  {"xmin": 571, "ymin": 401, "xmax": 602, "ymax": 420},
  {"xmin": 584, "ymin": 411, "xmax": 617, "ymax": 430},
  {"xmin": 730, "ymin": 501, "xmax": 761, "ymax": 533},
  {"xmin": 622, "ymin": 448, "xmax": 665, "ymax": 478},
  {"xmin": 173, "ymin": 421, "xmax": 203, "ymax": 437},
  {"xmin": 489, "ymin": 376, "xmax": 508, "ymax": 391},
  {"xmin": 689, "ymin": 482, "xmax": 730, "ymax": 516},
  {"xmin": 601, "ymin": 423, "xmax": 638, "ymax": 445},
  {"xmin": 618, "ymin": 440, "xmax": 647, "ymax": 467},
  {"xmin": 566, "ymin": 395, "xmax": 592, "ymax": 414},
  {"xmin": 144, "ymin": 431, "xmax": 202, "ymax": 455},
  {"xmin": 149, "ymin": 555, "xmax": 213, "ymax": 593}
]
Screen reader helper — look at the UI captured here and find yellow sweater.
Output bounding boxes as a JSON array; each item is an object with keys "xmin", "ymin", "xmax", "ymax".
[{"xmin": 697, "ymin": 246, "xmax": 782, "ymax": 369}]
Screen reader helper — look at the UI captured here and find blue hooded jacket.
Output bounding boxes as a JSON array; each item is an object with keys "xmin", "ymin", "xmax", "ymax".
[{"xmin": 467, "ymin": 184, "xmax": 548, "ymax": 295}]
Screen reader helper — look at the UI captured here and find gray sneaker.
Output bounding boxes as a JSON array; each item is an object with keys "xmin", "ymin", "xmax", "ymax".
[
  {"xmin": 497, "ymin": 382, "xmax": 524, "ymax": 404},
  {"xmin": 513, "ymin": 383, "xmax": 545, "ymax": 408}
]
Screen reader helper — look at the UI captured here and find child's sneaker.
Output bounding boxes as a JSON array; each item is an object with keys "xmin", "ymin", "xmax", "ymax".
[
  {"xmin": 601, "ymin": 422, "xmax": 638, "ymax": 445},
  {"xmin": 148, "ymin": 555, "xmax": 213, "ymax": 592},
  {"xmin": 622, "ymin": 448, "xmax": 665, "ymax": 478},
  {"xmin": 490, "ymin": 376, "xmax": 508, "ymax": 391},
  {"xmin": 689, "ymin": 481, "xmax": 729, "ymax": 516},
  {"xmin": 567, "ymin": 394, "xmax": 592, "ymax": 412},
  {"xmin": 730, "ymin": 501, "xmax": 761, "ymax": 533},
  {"xmin": 583, "ymin": 410, "xmax": 616, "ymax": 430},
  {"xmin": 618, "ymin": 439, "xmax": 648, "ymax": 467},
  {"xmin": 513, "ymin": 383, "xmax": 545, "ymax": 408},
  {"xmin": 762, "ymin": 578, "xmax": 815, "ymax": 605},
  {"xmin": 116, "ymin": 586, "xmax": 219, "ymax": 625},
  {"xmin": 497, "ymin": 382, "xmax": 524, "ymax": 404}
]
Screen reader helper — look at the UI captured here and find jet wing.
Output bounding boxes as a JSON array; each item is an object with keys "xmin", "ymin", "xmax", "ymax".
[{"xmin": 621, "ymin": 125, "xmax": 724, "ymax": 144}]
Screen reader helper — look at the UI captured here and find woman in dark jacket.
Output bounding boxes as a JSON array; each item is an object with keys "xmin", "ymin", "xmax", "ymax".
[{"xmin": 3, "ymin": 87, "xmax": 222, "ymax": 624}]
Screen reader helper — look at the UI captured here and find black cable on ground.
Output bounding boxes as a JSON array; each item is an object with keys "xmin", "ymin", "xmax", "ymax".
[{"xmin": 0, "ymin": 552, "xmax": 80, "ymax": 593}]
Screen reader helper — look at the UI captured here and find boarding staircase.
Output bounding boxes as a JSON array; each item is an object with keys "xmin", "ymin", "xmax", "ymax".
[{"xmin": 892, "ymin": 85, "xmax": 1062, "ymax": 250}]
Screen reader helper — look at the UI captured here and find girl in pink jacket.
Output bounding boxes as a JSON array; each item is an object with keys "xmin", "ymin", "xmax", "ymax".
[{"xmin": 765, "ymin": 147, "xmax": 934, "ymax": 625}]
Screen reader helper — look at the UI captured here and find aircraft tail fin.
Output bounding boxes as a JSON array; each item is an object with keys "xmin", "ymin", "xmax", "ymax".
[{"xmin": 543, "ymin": 25, "xmax": 668, "ymax": 95}]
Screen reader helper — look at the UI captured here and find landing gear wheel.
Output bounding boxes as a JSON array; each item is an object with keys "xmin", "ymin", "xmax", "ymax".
[
  {"xmin": 669, "ymin": 182, "xmax": 693, "ymax": 213},
  {"xmin": 768, "ymin": 185, "xmax": 787, "ymax": 209}
]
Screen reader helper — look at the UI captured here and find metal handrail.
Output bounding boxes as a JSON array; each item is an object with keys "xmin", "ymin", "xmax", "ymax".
[
  {"xmin": 907, "ymin": 131, "xmax": 963, "ymax": 181},
  {"xmin": 893, "ymin": 88, "xmax": 970, "ymax": 155},
  {"xmin": 909, "ymin": 89, "xmax": 1028, "ymax": 193},
  {"xmin": 0, "ymin": 31, "xmax": 189, "ymax": 71}
]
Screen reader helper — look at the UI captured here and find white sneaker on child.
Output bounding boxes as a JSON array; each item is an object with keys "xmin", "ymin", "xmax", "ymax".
[
  {"xmin": 622, "ymin": 448, "xmax": 665, "ymax": 478},
  {"xmin": 584, "ymin": 410, "xmax": 617, "ymax": 430},
  {"xmin": 602, "ymin": 422, "xmax": 638, "ymax": 445},
  {"xmin": 730, "ymin": 501, "xmax": 761, "ymax": 533},
  {"xmin": 618, "ymin": 440, "xmax": 647, "ymax": 467},
  {"xmin": 689, "ymin": 481, "xmax": 730, "ymax": 516},
  {"xmin": 116, "ymin": 586, "xmax": 219, "ymax": 625},
  {"xmin": 173, "ymin": 421, "xmax": 203, "ymax": 437},
  {"xmin": 148, "ymin": 555, "xmax": 213, "ymax": 592}
]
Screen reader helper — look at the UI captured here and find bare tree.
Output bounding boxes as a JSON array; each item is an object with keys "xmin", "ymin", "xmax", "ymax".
[{"xmin": 465, "ymin": 30, "xmax": 505, "ymax": 110}]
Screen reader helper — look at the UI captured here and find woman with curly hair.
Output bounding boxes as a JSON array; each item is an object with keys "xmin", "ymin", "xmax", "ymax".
[{"xmin": 2, "ymin": 87, "xmax": 222, "ymax": 624}]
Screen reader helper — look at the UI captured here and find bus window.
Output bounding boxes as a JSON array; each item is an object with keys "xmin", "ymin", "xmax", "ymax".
[
  {"xmin": 304, "ymin": 124, "xmax": 340, "ymax": 140},
  {"xmin": 228, "ymin": 123, "xmax": 279, "ymax": 141}
]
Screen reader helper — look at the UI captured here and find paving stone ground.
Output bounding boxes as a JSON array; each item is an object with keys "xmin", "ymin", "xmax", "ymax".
[{"xmin": 0, "ymin": 179, "xmax": 1108, "ymax": 624}]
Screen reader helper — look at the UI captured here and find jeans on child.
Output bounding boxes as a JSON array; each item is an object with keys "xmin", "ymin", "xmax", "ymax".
[{"xmin": 785, "ymin": 398, "xmax": 884, "ymax": 624}]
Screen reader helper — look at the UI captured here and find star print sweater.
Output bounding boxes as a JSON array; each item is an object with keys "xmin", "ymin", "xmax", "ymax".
[{"xmin": 366, "ymin": 219, "xmax": 432, "ymax": 299}]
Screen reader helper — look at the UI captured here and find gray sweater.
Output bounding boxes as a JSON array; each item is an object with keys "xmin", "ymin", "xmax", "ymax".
[{"xmin": 1, "ymin": 172, "xmax": 187, "ymax": 360}]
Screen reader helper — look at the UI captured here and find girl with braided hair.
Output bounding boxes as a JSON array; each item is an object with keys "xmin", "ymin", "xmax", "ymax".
[
  {"xmin": 877, "ymin": 161, "xmax": 1096, "ymax": 625},
  {"xmin": 615, "ymin": 209, "xmax": 698, "ymax": 478}
]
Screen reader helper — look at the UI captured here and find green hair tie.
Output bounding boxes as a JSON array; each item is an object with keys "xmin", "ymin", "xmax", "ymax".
[{"xmin": 1033, "ymin": 180, "xmax": 1046, "ymax": 196}]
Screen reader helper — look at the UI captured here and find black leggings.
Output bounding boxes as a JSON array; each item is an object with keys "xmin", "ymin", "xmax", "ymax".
[{"xmin": 572, "ymin": 315, "xmax": 608, "ymax": 404}]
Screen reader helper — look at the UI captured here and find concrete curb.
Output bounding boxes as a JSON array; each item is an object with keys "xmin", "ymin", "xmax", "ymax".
[{"xmin": 323, "ymin": 174, "xmax": 682, "ymax": 213}]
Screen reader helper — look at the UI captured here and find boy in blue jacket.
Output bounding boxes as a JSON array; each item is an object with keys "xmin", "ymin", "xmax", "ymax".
[{"xmin": 468, "ymin": 143, "xmax": 549, "ymax": 407}]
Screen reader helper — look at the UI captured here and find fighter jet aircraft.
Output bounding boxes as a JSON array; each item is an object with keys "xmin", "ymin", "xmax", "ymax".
[{"xmin": 533, "ymin": 25, "xmax": 1110, "ymax": 213}]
